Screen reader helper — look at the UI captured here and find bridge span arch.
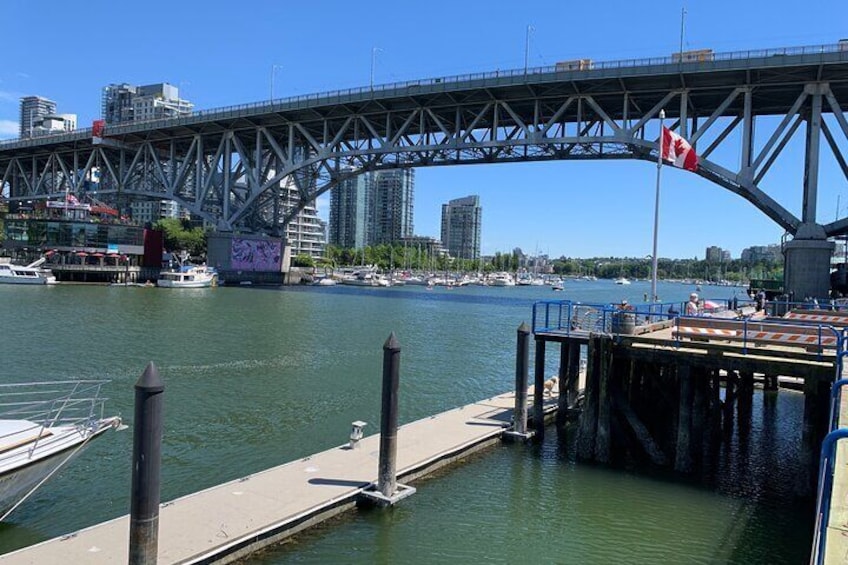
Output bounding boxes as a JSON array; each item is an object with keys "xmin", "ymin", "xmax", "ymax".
[{"xmin": 2, "ymin": 44, "xmax": 848, "ymax": 296}]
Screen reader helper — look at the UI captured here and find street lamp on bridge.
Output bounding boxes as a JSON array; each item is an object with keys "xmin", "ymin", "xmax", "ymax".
[
  {"xmin": 270, "ymin": 64, "xmax": 283, "ymax": 101},
  {"xmin": 371, "ymin": 47, "xmax": 383, "ymax": 90}
]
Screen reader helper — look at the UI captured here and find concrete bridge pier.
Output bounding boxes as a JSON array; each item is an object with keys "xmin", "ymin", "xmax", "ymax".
[{"xmin": 783, "ymin": 224, "xmax": 834, "ymax": 300}]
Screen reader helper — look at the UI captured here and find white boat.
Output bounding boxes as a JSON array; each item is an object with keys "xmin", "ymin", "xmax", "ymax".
[
  {"xmin": 0, "ymin": 380, "xmax": 122, "ymax": 520},
  {"xmin": 490, "ymin": 273, "xmax": 516, "ymax": 287},
  {"xmin": 157, "ymin": 265, "xmax": 218, "ymax": 288},
  {"xmin": 615, "ymin": 277, "xmax": 631, "ymax": 285},
  {"xmin": 0, "ymin": 258, "xmax": 57, "ymax": 285},
  {"xmin": 313, "ymin": 276, "xmax": 337, "ymax": 286}
]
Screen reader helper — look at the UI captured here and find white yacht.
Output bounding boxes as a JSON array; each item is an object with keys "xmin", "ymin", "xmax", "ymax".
[
  {"xmin": 157, "ymin": 265, "xmax": 218, "ymax": 288},
  {"xmin": 614, "ymin": 277, "xmax": 631, "ymax": 285},
  {"xmin": 0, "ymin": 380, "xmax": 122, "ymax": 520},
  {"xmin": 0, "ymin": 258, "xmax": 57, "ymax": 285},
  {"xmin": 490, "ymin": 273, "xmax": 516, "ymax": 287}
]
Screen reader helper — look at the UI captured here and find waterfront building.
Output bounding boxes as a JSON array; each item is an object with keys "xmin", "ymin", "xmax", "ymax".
[
  {"xmin": 741, "ymin": 244, "xmax": 782, "ymax": 263},
  {"xmin": 705, "ymin": 246, "xmax": 723, "ymax": 262},
  {"xmin": 441, "ymin": 195, "xmax": 482, "ymax": 261},
  {"xmin": 399, "ymin": 235, "xmax": 447, "ymax": 259},
  {"xmin": 279, "ymin": 176, "xmax": 325, "ymax": 260},
  {"xmin": 102, "ymin": 83, "xmax": 193, "ymax": 124},
  {"xmin": 19, "ymin": 96, "xmax": 75, "ymax": 138},
  {"xmin": 1, "ymin": 200, "xmax": 151, "ymax": 283},
  {"xmin": 130, "ymin": 199, "xmax": 190, "ymax": 225}
]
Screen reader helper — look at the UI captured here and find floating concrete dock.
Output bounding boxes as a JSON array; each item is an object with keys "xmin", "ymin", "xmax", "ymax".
[
  {"xmin": 0, "ymin": 389, "xmax": 558, "ymax": 564},
  {"xmin": 820, "ymin": 382, "xmax": 848, "ymax": 564}
]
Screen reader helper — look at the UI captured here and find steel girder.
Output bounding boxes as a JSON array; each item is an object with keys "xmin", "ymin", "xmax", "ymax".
[{"xmin": 3, "ymin": 68, "xmax": 848, "ymax": 237}]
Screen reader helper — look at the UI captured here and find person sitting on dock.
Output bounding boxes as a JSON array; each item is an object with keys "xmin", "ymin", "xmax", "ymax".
[
  {"xmin": 686, "ymin": 293, "xmax": 700, "ymax": 316},
  {"xmin": 618, "ymin": 299, "xmax": 633, "ymax": 311}
]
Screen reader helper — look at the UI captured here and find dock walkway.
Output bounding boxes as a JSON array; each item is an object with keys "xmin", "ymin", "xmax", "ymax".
[{"xmin": 0, "ymin": 389, "xmax": 556, "ymax": 564}]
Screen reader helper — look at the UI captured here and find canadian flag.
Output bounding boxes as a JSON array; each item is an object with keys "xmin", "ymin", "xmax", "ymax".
[{"xmin": 661, "ymin": 126, "xmax": 699, "ymax": 172}]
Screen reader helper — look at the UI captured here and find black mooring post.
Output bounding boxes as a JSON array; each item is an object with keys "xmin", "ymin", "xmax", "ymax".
[
  {"xmin": 129, "ymin": 362, "xmax": 164, "ymax": 565},
  {"xmin": 378, "ymin": 333, "xmax": 401, "ymax": 498},
  {"xmin": 514, "ymin": 322, "xmax": 530, "ymax": 435}
]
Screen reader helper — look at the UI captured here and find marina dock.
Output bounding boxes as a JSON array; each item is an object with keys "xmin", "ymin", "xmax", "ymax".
[{"xmin": 0, "ymin": 390, "xmax": 558, "ymax": 564}]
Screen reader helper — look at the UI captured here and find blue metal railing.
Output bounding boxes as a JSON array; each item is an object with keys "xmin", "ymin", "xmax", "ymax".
[
  {"xmin": 810, "ymin": 353, "xmax": 848, "ymax": 563},
  {"xmin": 532, "ymin": 299, "xmax": 678, "ymax": 335},
  {"xmin": 812, "ymin": 425, "xmax": 848, "ymax": 564}
]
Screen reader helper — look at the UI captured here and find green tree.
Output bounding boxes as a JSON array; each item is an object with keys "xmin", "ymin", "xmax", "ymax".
[
  {"xmin": 153, "ymin": 218, "xmax": 208, "ymax": 257},
  {"xmin": 292, "ymin": 254, "xmax": 315, "ymax": 268}
]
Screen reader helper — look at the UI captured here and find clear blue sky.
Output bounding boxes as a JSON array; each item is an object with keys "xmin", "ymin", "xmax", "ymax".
[{"xmin": 2, "ymin": 0, "xmax": 846, "ymax": 259}]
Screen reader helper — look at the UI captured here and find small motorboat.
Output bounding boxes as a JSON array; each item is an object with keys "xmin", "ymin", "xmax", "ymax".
[
  {"xmin": 0, "ymin": 258, "xmax": 57, "ymax": 285},
  {"xmin": 0, "ymin": 380, "xmax": 122, "ymax": 520}
]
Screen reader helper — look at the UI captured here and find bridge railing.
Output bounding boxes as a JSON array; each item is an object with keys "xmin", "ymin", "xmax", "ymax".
[{"xmin": 2, "ymin": 43, "xmax": 847, "ymax": 150}]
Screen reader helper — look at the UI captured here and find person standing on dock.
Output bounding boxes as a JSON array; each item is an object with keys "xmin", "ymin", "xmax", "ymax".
[{"xmin": 686, "ymin": 293, "xmax": 700, "ymax": 316}]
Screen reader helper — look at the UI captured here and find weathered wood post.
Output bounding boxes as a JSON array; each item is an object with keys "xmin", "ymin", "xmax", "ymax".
[
  {"xmin": 534, "ymin": 338, "xmax": 546, "ymax": 438},
  {"xmin": 129, "ymin": 362, "xmax": 164, "ymax": 565},
  {"xmin": 577, "ymin": 336, "xmax": 600, "ymax": 460},
  {"xmin": 723, "ymin": 370, "xmax": 738, "ymax": 438},
  {"xmin": 557, "ymin": 341, "xmax": 569, "ymax": 427},
  {"xmin": 675, "ymin": 363, "xmax": 693, "ymax": 473},
  {"xmin": 595, "ymin": 337, "xmax": 611, "ymax": 463},
  {"xmin": 567, "ymin": 342, "xmax": 581, "ymax": 411}
]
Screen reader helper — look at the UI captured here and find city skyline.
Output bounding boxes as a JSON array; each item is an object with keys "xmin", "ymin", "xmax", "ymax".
[{"xmin": 1, "ymin": 0, "xmax": 845, "ymax": 259}]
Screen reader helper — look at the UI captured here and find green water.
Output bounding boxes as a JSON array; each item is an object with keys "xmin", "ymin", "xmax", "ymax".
[{"xmin": 0, "ymin": 281, "xmax": 812, "ymax": 563}]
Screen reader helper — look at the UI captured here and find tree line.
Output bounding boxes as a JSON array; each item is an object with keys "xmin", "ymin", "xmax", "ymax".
[{"xmin": 295, "ymin": 243, "xmax": 783, "ymax": 282}]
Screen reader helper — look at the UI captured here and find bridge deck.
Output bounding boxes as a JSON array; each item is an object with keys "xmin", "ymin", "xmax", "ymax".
[{"xmin": 0, "ymin": 389, "xmax": 557, "ymax": 564}]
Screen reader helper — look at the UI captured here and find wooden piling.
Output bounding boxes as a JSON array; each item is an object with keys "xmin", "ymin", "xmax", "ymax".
[
  {"xmin": 513, "ymin": 323, "xmax": 530, "ymax": 436},
  {"xmin": 675, "ymin": 363, "xmax": 693, "ymax": 473},
  {"xmin": 566, "ymin": 342, "xmax": 581, "ymax": 410},
  {"xmin": 577, "ymin": 336, "xmax": 600, "ymax": 461},
  {"xmin": 534, "ymin": 339, "xmax": 546, "ymax": 438},
  {"xmin": 595, "ymin": 338, "xmax": 612, "ymax": 463}
]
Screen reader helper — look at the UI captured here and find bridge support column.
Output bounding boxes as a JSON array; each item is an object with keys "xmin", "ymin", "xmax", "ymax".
[{"xmin": 783, "ymin": 224, "xmax": 834, "ymax": 300}]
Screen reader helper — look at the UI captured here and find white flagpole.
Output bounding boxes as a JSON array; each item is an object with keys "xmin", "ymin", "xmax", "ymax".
[{"xmin": 650, "ymin": 109, "xmax": 666, "ymax": 303}]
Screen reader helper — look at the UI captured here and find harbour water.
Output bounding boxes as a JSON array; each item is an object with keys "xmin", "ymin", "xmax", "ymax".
[{"xmin": 0, "ymin": 280, "xmax": 811, "ymax": 563}]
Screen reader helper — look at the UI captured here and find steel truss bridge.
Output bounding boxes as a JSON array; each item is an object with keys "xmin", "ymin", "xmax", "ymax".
[{"xmin": 2, "ymin": 44, "xmax": 848, "ymax": 244}]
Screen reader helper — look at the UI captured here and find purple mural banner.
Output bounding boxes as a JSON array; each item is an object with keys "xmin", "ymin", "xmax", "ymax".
[{"xmin": 231, "ymin": 238, "xmax": 282, "ymax": 271}]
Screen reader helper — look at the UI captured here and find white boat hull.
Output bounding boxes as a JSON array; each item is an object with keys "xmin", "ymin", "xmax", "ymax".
[
  {"xmin": 156, "ymin": 279, "xmax": 215, "ymax": 288},
  {"xmin": 0, "ymin": 418, "xmax": 119, "ymax": 518},
  {"xmin": 0, "ymin": 276, "xmax": 56, "ymax": 285}
]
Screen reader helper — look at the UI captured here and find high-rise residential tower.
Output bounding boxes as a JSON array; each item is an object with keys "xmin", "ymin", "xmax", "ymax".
[
  {"xmin": 19, "ymin": 96, "xmax": 70, "ymax": 138},
  {"xmin": 329, "ymin": 172, "xmax": 373, "ymax": 249},
  {"xmin": 372, "ymin": 169, "xmax": 414, "ymax": 245},
  {"xmin": 328, "ymin": 169, "xmax": 415, "ymax": 248},
  {"xmin": 441, "ymin": 195, "xmax": 482, "ymax": 261},
  {"xmin": 102, "ymin": 83, "xmax": 193, "ymax": 124}
]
